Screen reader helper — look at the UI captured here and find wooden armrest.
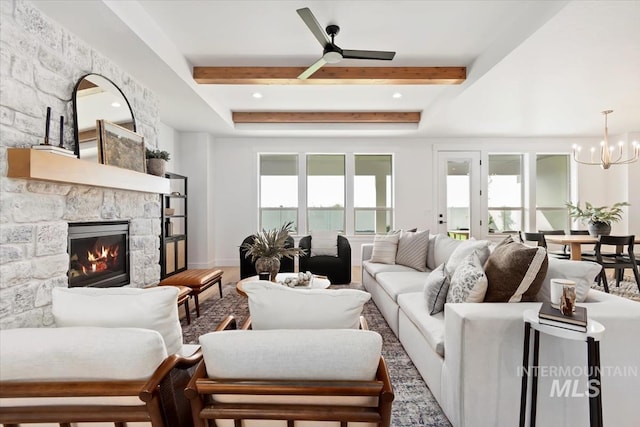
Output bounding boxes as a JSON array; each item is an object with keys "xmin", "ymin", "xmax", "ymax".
[
  {"xmin": 215, "ymin": 315, "xmax": 238, "ymax": 331},
  {"xmin": 241, "ymin": 317, "xmax": 252, "ymax": 330},
  {"xmin": 184, "ymin": 360, "xmax": 207, "ymax": 400},
  {"xmin": 359, "ymin": 316, "xmax": 369, "ymax": 330},
  {"xmin": 139, "ymin": 350, "xmax": 203, "ymax": 402}
]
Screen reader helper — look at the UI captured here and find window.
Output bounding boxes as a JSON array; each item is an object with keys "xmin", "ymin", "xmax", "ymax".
[
  {"xmin": 488, "ymin": 155, "xmax": 523, "ymax": 233},
  {"xmin": 536, "ymin": 154, "xmax": 570, "ymax": 231},
  {"xmin": 354, "ymin": 155, "xmax": 393, "ymax": 234},
  {"xmin": 259, "ymin": 153, "xmax": 394, "ymax": 235},
  {"xmin": 259, "ymin": 154, "xmax": 298, "ymax": 231},
  {"xmin": 307, "ymin": 155, "xmax": 345, "ymax": 232}
]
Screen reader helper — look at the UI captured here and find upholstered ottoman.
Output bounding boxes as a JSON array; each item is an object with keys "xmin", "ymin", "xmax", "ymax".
[{"xmin": 160, "ymin": 269, "xmax": 224, "ymax": 317}]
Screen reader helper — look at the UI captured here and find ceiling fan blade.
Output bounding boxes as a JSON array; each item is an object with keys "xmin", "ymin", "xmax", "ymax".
[
  {"xmin": 297, "ymin": 8, "xmax": 330, "ymax": 47},
  {"xmin": 298, "ymin": 57, "xmax": 328, "ymax": 80},
  {"xmin": 342, "ymin": 49, "xmax": 396, "ymax": 60}
]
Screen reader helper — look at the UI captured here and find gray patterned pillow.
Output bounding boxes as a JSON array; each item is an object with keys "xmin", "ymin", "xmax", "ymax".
[
  {"xmin": 396, "ymin": 230, "xmax": 430, "ymax": 272},
  {"xmin": 423, "ymin": 263, "xmax": 450, "ymax": 315},
  {"xmin": 446, "ymin": 252, "xmax": 488, "ymax": 303}
]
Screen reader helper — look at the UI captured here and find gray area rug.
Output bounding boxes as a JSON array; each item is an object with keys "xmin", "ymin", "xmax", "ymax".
[
  {"xmin": 181, "ymin": 279, "xmax": 639, "ymax": 426},
  {"xmin": 182, "ymin": 281, "xmax": 452, "ymax": 427}
]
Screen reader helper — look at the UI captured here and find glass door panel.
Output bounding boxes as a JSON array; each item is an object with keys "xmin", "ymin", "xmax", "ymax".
[{"xmin": 437, "ymin": 152, "xmax": 480, "ymax": 238}]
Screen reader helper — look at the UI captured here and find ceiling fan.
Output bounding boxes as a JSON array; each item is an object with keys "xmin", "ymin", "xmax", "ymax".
[{"xmin": 296, "ymin": 7, "xmax": 396, "ymax": 80}]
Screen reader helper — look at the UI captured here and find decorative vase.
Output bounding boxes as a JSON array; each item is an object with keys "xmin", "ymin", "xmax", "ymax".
[
  {"xmin": 146, "ymin": 158, "xmax": 166, "ymax": 176},
  {"xmin": 255, "ymin": 256, "xmax": 280, "ymax": 282},
  {"xmin": 588, "ymin": 221, "xmax": 611, "ymax": 237}
]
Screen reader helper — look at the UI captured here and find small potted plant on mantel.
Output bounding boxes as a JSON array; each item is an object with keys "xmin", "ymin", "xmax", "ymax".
[
  {"xmin": 145, "ymin": 148, "xmax": 170, "ymax": 176},
  {"xmin": 565, "ymin": 201, "xmax": 630, "ymax": 236},
  {"xmin": 241, "ymin": 221, "xmax": 306, "ymax": 281}
]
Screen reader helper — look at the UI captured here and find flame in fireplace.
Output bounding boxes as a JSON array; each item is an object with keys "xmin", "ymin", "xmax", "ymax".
[{"xmin": 79, "ymin": 244, "xmax": 120, "ymax": 274}]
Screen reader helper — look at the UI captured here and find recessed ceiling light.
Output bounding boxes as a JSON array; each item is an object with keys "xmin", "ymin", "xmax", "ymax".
[
  {"xmin": 111, "ymin": 101, "xmax": 121, "ymax": 108},
  {"xmin": 252, "ymin": 92, "xmax": 263, "ymax": 99},
  {"xmin": 392, "ymin": 92, "xmax": 402, "ymax": 99}
]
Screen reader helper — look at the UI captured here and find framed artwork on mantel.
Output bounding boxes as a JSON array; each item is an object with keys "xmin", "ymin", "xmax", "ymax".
[{"xmin": 97, "ymin": 119, "xmax": 146, "ymax": 173}]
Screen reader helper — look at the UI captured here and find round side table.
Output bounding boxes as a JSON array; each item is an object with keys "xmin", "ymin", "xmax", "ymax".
[
  {"xmin": 519, "ymin": 308, "xmax": 605, "ymax": 427},
  {"xmin": 236, "ymin": 273, "xmax": 331, "ymax": 297}
]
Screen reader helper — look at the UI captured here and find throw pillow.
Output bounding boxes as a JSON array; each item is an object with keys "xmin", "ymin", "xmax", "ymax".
[
  {"xmin": 445, "ymin": 239, "xmax": 491, "ymax": 275},
  {"xmin": 446, "ymin": 252, "xmax": 488, "ymax": 303},
  {"xmin": 310, "ymin": 230, "xmax": 339, "ymax": 256},
  {"xmin": 396, "ymin": 229, "xmax": 430, "ymax": 272},
  {"xmin": 242, "ymin": 281, "xmax": 371, "ymax": 330},
  {"xmin": 483, "ymin": 236, "xmax": 549, "ymax": 303},
  {"xmin": 369, "ymin": 231, "xmax": 400, "ymax": 264},
  {"xmin": 432, "ymin": 234, "xmax": 463, "ymax": 268},
  {"xmin": 52, "ymin": 287, "xmax": 183, "ymax": 355},
  {"xmin": 536, "ymin": 257, "xmax": 601, "ymax": 303},
  {"xmin": 423, "ymin": 263, "xmax": 450, "ymax": 315}
]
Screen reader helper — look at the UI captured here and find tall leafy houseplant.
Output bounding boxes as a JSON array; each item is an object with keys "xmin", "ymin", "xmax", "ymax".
[
  {"xmin": 565, "ymin": 201, "xmax": 630, "ymax": 236},
  {"xmin": 146, "ymin": 148, "xmax": 170, "ymax": 176},
  {"xmin": 241, "ymin": 221, "xmax": 305, "ymax": 281}
]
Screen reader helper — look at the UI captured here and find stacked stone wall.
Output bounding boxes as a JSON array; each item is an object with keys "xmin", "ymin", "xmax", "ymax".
[{"xmin": 0, "ymin": 0, "xmax": 162, "ymax": 328}]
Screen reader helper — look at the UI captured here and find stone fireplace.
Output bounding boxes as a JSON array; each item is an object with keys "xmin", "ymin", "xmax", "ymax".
[
  {"xmin": 68, "ymin": 221, "xmax": 130, "ymax": 288},
  {"xmin": 0, "ymin": 1, "xmax": 163, "ymax": 329}
]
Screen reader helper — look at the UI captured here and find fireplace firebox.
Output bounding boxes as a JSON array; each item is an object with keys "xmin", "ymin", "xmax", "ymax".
[{"xmin": 68, "ymin": 221, "xmax": 130, "ymax": 288}]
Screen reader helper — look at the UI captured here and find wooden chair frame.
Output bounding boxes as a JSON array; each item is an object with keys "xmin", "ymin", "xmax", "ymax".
[
  {"xmin": 186, "ymin": 316, "xmax": 393, "ymax": 427},
  {"xmin": 0, "ymin": 350, "xmax": 203, "ymax": 427}
]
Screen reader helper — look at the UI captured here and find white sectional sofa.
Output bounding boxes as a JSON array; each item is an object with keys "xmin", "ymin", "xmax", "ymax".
[{"xmin": 361, "ymin": 235, "xmax": 640, "ymax": 427}]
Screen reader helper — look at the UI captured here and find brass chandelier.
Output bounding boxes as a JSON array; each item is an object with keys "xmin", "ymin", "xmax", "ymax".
[{"xmin": 572, "ymin": 110, "xmax": 639, "ymax": 169}]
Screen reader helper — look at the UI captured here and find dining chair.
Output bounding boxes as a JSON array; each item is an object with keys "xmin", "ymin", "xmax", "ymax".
[
  {"xmin": 569, "ymin": 229, "xmax": 596, "ymax": 258},
  {"xmin": 539, "ymin": 229, "xmax": 571, "ymax": 258},
  {"xmin": 519, "ymin": 231, "xmax": 569, "ymax": 259},
  {"xmin": 582, "ymin": 235, "xmax": 640, "ymax": 293}
]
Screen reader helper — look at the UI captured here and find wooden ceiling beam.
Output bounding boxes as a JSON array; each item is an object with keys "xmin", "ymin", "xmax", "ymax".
[
  {"xmin": 232, "ymin": 112, "xmax": 421, "ymax": 124},
  {"xmin": 194, "ymin": 67, "xmax": 465, "ymax": 85}
]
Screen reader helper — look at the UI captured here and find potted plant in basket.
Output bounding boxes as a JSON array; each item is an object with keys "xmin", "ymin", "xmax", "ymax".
[
  {"xmin": 241, "ymin": 221, "xmax": 305, "ymax": 281},
  {"xmin": 145, "ymin": 148, "xmax": 170, "ymax": 176},
  {"xmin": 565, "ymin": 201, "xmax": 630, "ymax": 236}
]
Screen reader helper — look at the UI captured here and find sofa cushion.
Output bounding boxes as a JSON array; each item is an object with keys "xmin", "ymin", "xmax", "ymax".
[
  {"xmin": 52, "ymin": 286, "xmax": 183, "ymax": 354},
  {"xmin": 398, "ymin": 292, "xmax": 445, "ymax": 357},
  {"xmin": 423, "ymin": 263, "xmax": 450, "ymax": 315},
  {"xmin": 396, "ymin": 229, "xmax": 430, "ymax": 272},
  {"xmin": 369, "ymin": 232, "xmax": 400, "ymax": 264},
  {"xmin": 445, "ymin": 239, "xmax": 491, "ymax": 275},
  {"xmin": 200, "ymin": 329, "xmax": 382, "ymax": 381},
  {"xmin": 536, "ymin": 258, "xmax": 601, "ymax": 303},
  {"xmin": 0, "ymin": 327, "xmax": 167, "ymax": 381},
  {"xmin": 310, "ymin": 230, "xmax": 339, "ymax": 256},
  {"xmin": 446, "ymin": 252, "xmax": 488, "ymax": 303},
  {"xmin": 363, "ymin": 260, "xmax": 418, "ymax": 278},
  {"xmin": 484, "ymin": 236, "xmax": 549, "ymax": 302},
  {"xmin": 433, "ymin": 234, "xmax": 463, "ymax": 268},
  {"xmin": 243, "ymin": 281, "xmax": 370, "ymax": 330},
  {"xmin": 377, "ymin": 271, "xmax": 431, "ymax": 302}
]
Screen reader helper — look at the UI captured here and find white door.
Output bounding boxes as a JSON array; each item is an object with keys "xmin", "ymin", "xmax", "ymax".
[{"xmin": 436, "ymin": 152, "xmax": 481, "ymax": 237}]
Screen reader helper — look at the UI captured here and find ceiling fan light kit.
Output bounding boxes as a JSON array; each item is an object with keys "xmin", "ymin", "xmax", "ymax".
[{"xmin": 572, "ymin": 110, "xmax": 639, "ymax": 170}]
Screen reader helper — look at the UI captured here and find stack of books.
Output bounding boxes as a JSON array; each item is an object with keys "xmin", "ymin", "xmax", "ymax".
[{"xmin": 538, "ymin": 302, "xmax": 587, "ymax": 332}]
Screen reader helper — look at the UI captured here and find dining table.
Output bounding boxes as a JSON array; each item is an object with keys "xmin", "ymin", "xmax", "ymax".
[{"xmin": 544, "ymin": 234, "xmax": 639, "ymax": 261}]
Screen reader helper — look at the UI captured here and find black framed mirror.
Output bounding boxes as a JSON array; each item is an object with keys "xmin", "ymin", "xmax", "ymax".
[{"xmin": 72, "ymin": 74, "xmax": 136, "ymax": 161}]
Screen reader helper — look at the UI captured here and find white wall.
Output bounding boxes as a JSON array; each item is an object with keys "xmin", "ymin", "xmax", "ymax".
[
  {"xmin": 176, "ymin": 132, "xmax": 216, "ymax": 268},
  {"xmin": 173, "ymin": 134, "xmax": 636, "ymax": 268},
  {"xmin": 158, "ymin": 122, "xmax": 179, "ymax": 174},
  {"xmin": 210, "ymin": 137, "xmax": 433, "ymax": 266}
]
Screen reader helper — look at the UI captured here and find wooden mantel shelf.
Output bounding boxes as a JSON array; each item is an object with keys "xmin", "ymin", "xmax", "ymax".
[{"xmin": 7, "ymin": 148, "xmax": 170, "ymax": 194}]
